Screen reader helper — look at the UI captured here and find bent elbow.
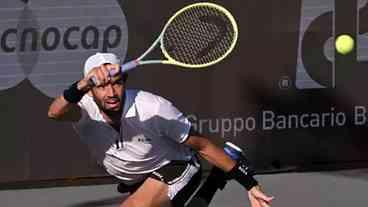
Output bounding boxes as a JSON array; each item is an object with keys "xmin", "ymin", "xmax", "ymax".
[{"xmin": 47, "ymin": 109, "xmax": 61, "ymax": 120}]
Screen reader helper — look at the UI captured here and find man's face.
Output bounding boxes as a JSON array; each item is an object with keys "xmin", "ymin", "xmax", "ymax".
[{"xmin": 91, "ymin": 73, "xmax": 125, "ymax": 114}]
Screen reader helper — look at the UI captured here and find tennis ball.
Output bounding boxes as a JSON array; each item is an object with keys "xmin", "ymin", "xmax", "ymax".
[{"xmin": 335, "ymin": 34, "xmax": 354, "ymax": 55}]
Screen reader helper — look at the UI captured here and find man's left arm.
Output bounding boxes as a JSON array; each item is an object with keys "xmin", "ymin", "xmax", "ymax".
[
  {"xmin": 153, "ymin": 97, "xmax": 274, "ymax": 206},
  {"xmin": 184, "ymin": 131, "xmax": 236, "ymax": 172},
  {"xmin": 183, "ymin": 131, "xmax": 274, "ymax": 207}
]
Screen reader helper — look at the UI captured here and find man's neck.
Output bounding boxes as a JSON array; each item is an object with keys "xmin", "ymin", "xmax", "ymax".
[
  {"xmin": 102, "ymin": 110, "xmax": 122, "ymax": 132},
  {"xmin": 100, "ymin": 92, "xmax": 126, "ymax": 131}
]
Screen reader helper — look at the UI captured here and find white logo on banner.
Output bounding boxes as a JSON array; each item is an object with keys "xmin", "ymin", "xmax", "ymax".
[
  {"xmin": 0, "ymin": 0, "xmax": 128, "ymax": 97},
  {"xmin": 296, "ymin": 0, "xmax": 368, "ymax": 89}
]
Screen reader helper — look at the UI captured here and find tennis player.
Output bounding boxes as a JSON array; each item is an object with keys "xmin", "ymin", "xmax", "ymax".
[{"xmin": 48, "ymin": 52, "xmax": 274, "ymax": 207}]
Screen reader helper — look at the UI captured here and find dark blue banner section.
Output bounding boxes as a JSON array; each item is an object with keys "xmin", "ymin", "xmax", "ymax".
[{"xmin": 1, "ymin": 0, "xmax": 368, "ymax": 184}]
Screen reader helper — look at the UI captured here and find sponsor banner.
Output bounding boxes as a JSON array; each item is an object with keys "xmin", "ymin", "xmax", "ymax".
[{"xmin": 1, "ymin": 0, "xmax": 368, "ymax": 184}]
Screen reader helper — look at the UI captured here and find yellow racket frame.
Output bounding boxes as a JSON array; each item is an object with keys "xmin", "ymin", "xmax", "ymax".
[
  {"xmin": 160, "ymin": 2, "xmax": 239, "ymax": 69},
  {"xmin": 120, "ymin": 2, "xmax": 239, "ymax": 73}
]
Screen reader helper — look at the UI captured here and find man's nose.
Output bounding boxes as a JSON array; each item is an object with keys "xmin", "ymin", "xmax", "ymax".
[{"xmin": 105, "ymin": 84, "xmax": 116, "ymax": 96}]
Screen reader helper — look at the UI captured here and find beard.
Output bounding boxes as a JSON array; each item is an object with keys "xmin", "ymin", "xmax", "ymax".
[
  {"xmin": 94, "ymin": 96, "xmax": 122, "ymax": 114},
  {"xmin": 92, "ymin": 89, "xmax": 126, "ymax": 120}
]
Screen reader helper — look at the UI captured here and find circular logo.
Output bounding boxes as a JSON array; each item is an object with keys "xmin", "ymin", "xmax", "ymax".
[{"xmin": 0, "ymin": 0, "xmax": 128, "ymax": 97}]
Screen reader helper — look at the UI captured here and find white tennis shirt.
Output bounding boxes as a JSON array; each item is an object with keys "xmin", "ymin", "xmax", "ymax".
[{"xmin": 73, "ymin": 89, "xmax": 194, "ymax": 183}]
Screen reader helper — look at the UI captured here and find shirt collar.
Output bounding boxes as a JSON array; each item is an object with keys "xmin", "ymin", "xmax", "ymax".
[{"xmin": 122, "ymin": 89, "xmax": 137, "ymax": 118}]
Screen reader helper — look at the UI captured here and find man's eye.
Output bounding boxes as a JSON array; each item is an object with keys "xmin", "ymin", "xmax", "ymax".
[{"xmin": 112, "ymin": 79, "xmax": 122, "ymax": 86}]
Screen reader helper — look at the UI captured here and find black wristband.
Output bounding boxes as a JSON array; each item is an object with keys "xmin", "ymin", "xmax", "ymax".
[
  {"xmin": 63, "ymin": 81, "xmax": 86, "ymax": 103},
  {"xmin": 227, "ymin": 161, "xmax": 258, "ymax": 191}
]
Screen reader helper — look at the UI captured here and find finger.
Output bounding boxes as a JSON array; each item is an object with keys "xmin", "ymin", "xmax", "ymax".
[
  {"xmin": 249, "ymin": 197, "xmax": 262, "ymax": 207},
  {"xmin": 107, "ymin": 64, "xmax": 120, "ymax": 77},
  {"xmin": 251, "ymin": 188, "xmax": 274, "ymax": 202},
  {"xmin": 248, "ymin": 192, "xmax": 262, "ymax": 207},
  {"xmin": 96, "ymin": 67, "xmax": 108, "ymax": 85},
  {"xmin": 86, "ymin": 67, "xmax": 101, "ymax": 86},
  {"xmin": 260, "ymin": 200, "xmax": 271, "ymax": 207},
  {"xmin": 88, "ymin": 75, "xmax": 99, "ymax": 86},
  {"xmin": 264, "ymin": 196, "xmax": 275, "ymax": 203},
  {"xmin": 261, "ymin": 194, "xmax": 274, "ymax": 203},
  {"xmin": 250, "ymin": 193, "xmax": 272, "ymax": 207},
  {"xmin": 99, "ymin": 65, "xmax": 110, "ymax": 80},
  {"xmin": 256, "ymin": 193, "xmax": 274, "ymax": 203}
]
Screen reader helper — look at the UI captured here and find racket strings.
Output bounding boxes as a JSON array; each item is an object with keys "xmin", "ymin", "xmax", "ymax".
[
  {"xmin": 163, "ymin": 5, "xmax": 236, "ymax": 66},
  {"xmin": 165, "ymin": 8, "xmax": 218, "ymax": 64}
]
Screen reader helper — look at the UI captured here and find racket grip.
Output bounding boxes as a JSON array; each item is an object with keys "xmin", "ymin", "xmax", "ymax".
[
  {"xmin": 88, "ymin": 61, "xmax": 137, "ymax": 86},
  {"xmin": 88, "ymin": 70, "xmax": 115, "ymax": 86},
  {"xmin": 121, "ymin": 60, "xmax": 139, "ymax": 73}
]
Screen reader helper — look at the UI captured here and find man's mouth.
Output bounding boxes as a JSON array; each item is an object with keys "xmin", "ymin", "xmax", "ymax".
[{"xmin": 105, "ymin": 99, "xmax": 120, "ymax": 107}]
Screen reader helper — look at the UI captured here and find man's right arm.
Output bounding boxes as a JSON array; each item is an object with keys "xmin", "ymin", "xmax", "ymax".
[
  {"xmin": 47, "ymin": 78, "xmax": 91, "ymax": 122},
  {"xmin": 47, "ymin": 94, "xmax": 82, "ymax": 122},
  {"xmin": 48, "ymin": 63, "xmax": 120, "ymax": 122}
]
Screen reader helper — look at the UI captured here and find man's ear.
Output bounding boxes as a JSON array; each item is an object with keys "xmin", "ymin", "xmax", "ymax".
[{"xmin": 87, "ymin": 90, "xmax": 93, "ymax": 97}]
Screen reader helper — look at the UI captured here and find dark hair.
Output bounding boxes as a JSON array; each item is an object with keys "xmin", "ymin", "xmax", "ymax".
[{"xmin": 121, "ymin": 72, "xmax": 128, "ymax": 83}]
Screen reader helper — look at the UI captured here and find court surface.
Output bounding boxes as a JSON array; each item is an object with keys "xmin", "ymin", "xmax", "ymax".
[{"xmin": 1, "ymin": 169, "xmax": 368, "ymax": 207}]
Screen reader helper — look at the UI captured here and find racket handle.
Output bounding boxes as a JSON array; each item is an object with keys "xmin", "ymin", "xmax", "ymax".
[
  {"xmin": 121, "ymin": 60, "xmax": 139, "ymax": 73},
  {"xmin": 88, "ymin": 61, "xmax": 137, "ymax": 86},
  {"xmin": 88, "ymin": 69, "xmax": 117, "ymax": 86}
]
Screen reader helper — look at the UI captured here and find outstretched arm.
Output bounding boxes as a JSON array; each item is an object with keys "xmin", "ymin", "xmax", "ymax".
[
  {"xmin": 184, "ymin": 131, "xmax": 274, "ymax": 207},
  {"xmin": 184, "ymin": 133, "xmax": 235, "ymax": 171}
]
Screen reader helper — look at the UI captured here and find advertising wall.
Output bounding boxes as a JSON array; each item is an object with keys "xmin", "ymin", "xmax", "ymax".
[{"xmin": 1, "ymin": 0, "xmax": 368, "ymax": 185}]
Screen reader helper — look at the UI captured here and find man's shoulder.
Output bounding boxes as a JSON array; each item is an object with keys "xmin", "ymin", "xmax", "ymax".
[
  {"xmin": 128, "ymin": 89, "xmax": 169, "ymax": 105},
  {"xmin": 128, "ymin": 89, "xmax": 173, "ymax": 118},
  {"xmin": 79, "ymin": 94, "xmax": 94, "ymax": 108}
]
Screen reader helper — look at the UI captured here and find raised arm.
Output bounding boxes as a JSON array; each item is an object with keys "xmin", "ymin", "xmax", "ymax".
[
  {"xmin": 48, "ymin": 63, "xmax": 121, "ymax": 122},
  {"xmin": 47, "ymin": 80, "xmax": 90, "ymax": 122}
]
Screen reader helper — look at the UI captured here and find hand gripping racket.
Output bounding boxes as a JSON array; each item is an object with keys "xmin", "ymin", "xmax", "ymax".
[{"xmin": 120, "ymin": 2, "xmax": 238, "ymax": 73}]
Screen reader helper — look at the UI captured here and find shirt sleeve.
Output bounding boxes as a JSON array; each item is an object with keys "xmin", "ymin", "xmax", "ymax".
[
  {"xmin": 76, "ymin": 95, "xmax": 104, "ymax": 122},
  {"xmin": 154, "ymin": 96, "xmax": 192, "ymax": 143}
]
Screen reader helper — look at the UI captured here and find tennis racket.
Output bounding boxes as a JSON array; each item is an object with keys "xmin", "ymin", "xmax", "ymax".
[{"xmin": 120, "ymin": 2, "xmax": 238, "ymax": 73}]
